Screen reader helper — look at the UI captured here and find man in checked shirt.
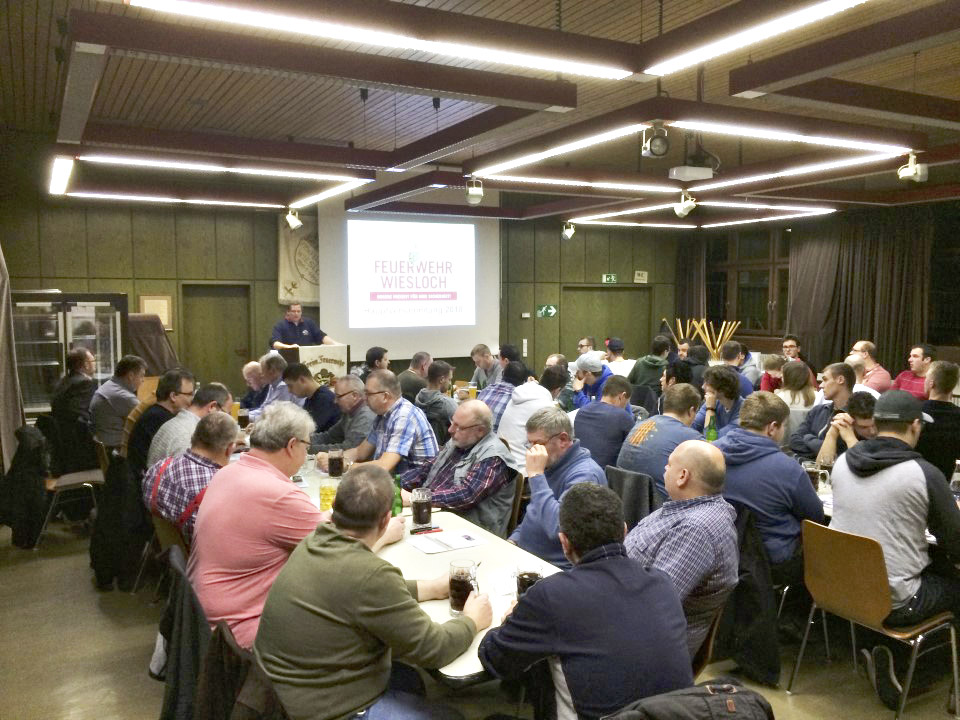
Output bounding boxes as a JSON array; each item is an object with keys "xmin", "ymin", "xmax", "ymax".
[
  {"xmin": 399, "ymin": 400, "xmax": 518, "ymax": 537},
  {"xmin": 141, "ymin": 411, "xmax": 239, "ymax": 545},
  {"xmin": 624, "ymin": 439, "xmax": 738, "ymax": 658}
]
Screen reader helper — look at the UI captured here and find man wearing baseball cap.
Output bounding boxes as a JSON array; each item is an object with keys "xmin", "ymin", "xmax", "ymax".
[
  {"xmin": 830, "ymin": 390, "xmax": 960, "ymax": 709},
  {"xmin": 572, "ymin": 351, "xmax": 613, "ymax": 409}
]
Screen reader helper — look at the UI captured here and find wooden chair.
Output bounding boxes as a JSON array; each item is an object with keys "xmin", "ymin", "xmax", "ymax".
[
  {"xmin": 603, "ymin": 465, "xmax": 661, "ymax": 530},
  {"xmin": 788, "ymin": 520, "xmax": 959, "ymax": 719},
  {"xmin": 692, "ymin": 609, "xmax": 724, "ymax": 679},
  {"xmin": 507, "ymin": 471, "xmax": 525, "ymax": 536},
  {"xmin": 35, "ymin": 437, "xmax": 109, "ymax": 549},
  {"xmin": 120, "ymin": 398, "xmax": 155, "ymax": 459}
]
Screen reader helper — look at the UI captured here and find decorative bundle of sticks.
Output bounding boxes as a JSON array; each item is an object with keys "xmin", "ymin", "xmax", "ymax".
[{"xmin": 661, "ymin": 317, "xmax": 741, "ymax": 360}]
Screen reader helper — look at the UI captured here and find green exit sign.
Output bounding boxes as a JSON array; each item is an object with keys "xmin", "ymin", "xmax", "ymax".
[
  {"xmin": 602, "ymin": 273, "xmax": 618, "ymax": 284},
  {"xmin": 536, "ymin": 304, "xmax": 558, "ymax": 318}
]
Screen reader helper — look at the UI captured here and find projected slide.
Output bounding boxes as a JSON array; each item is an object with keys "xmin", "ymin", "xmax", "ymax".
[{"xmin": 347, "ymin": 219, "xmax": 476, "ymax": 329}]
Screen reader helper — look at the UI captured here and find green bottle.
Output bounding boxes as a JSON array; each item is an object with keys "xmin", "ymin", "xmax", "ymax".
[
  {"xmin": 392, "ymin": 476, "xmax": 403, "ymax": 517},
  {"xmin": 705, "ymin": 412, "xmax": 719, "ymax": 443}
]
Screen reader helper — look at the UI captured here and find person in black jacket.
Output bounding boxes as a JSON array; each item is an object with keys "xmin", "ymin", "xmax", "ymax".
[
  {"xmin": 789, "ymin": 362, "xmax": 875, "ymax": 460},
  {"xmin": 50, "ymin": 347, "xmax": 98, "ymax": 474},
  {"xmin": 479, "ymin": 483, "xmax": 692, "ymax": 720}
]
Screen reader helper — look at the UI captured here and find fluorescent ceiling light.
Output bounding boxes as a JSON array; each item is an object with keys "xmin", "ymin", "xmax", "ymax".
[
  {"xmin": 49, "ymin": 157, "xmax": 75, "ymax": 194},
  {"xmin": 644, "ymin": 0, "xmax": 872, "ymax": 76},
  {"xmin": 688, "ymin": 153, "xmax": 900, "ymax": 192},
  {"xmin": 482, "ymin": 174, "xmax": 678, "ymax": 194},
  {"xmin": 702, "ymin": 210, "xmax": 836, "ymax": 229},
  {"xmin": 570, "ymin": 202, "xmax": 677, "ymax": 223},
  {"xmin": 699, "ymin": 200, "xmax": 836, "ymax": 213},
  {"xmin": 289, "ymin": 178, "xmax": 371, "ymax": 209},
  {"xmin": 77, "ymin": 154, "xmax": 359, "ymax": 182},
  {"xmin": 669, "ymin": 120, "xmax": 911, "ymax": 155},
  {"xmin": 573, "ymin": 220, "xmax": 697, "ymax": 229},
  {"xmin": 472, "ymin": 124, "xmax": 649, "ymax": 176},
  {"xmin": 66, "ymin": 192, "xmax": 284, "ymax": 208},
  {"xmin": 129, "ymin": 0, "xmax": 632, "ymax": 79}
]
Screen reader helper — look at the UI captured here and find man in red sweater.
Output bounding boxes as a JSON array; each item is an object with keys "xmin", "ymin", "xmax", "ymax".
[{"xmin": 891, "ymin": 343, "xmax": 934, "ymax": 401}]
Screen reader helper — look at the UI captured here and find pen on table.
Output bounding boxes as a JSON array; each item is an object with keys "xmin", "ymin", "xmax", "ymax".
[{"xmin": 410, "ymin": 527, "xmax": 442, "ymax": 535}]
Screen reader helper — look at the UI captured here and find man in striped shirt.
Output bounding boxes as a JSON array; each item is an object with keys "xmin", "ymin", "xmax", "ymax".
[
  {"xmin": 141, "ymin": 411, "xmax": 239, "ymax": 544},
  {"xmin": 400, "ymin": 400, "xmax": 516, "ymax": 536}
]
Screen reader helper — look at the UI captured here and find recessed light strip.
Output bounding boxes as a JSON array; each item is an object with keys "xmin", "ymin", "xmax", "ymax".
[
  {"xmin": 688, "ymin": 153, "xmax": 901, "ymax": 192},
  {"xmin": 289, "ymin": 179, "xmax": 372, "ymax": 209},
  {"xmin": 77, "ymin": 153, "xmax": 360, "ymax": 182},
  {"xmin": 49, "ymin": 157, "xmax": 75, "ymax": 195},
  {"xmin": 482, "ymin": 174, "xmax": 678, "ymax": 194},
  {"xmin": 129, "ymin": 0, "xmax": 632, "ymax": 79},
  {"xmin": 472, "ymin": 124, "xmax": 649, "ymax": 177},
  {"xmin": 699, "ymin": 200, "xmax": 837, "ymax": 213},
  {"xmin": 669, "ymin": 120, "xmax": 911, "ymax": 155},
  {"xmin": 570, "ymin": 202, "xmax": 676, "ymax": 223},
  {"xmin": 65, "ymin": 192, "xmax": 284, "ymax": 208},
  {"xmin": 702, "ymin": 210, "xmax": 836, "ymax": 229},
  {"xmin": 644, "ymin": 0, "xmax": 872, "ymax": 76},
  {"xmin": 574, "ymin": 220, "xmax": 697, "ymax": 229}
]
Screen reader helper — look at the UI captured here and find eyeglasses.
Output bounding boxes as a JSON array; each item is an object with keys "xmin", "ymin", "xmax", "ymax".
[
  {"xmin": 364, "ymin": 390, "xmax": 389, "ymax": 398},
  {"xmin": 335, "ymin": 390, "xmax": 356, "ymax": 399},
  {"xmin": 292, "ymin": 437, "xmax": 311, "ymax": 448},
  {"xmin": 450, "ymin": 421, "xmax": 482, "ymax": 433},
  {"xmin": 523, "ymin": 432, "xmax": 563, "ymax": 450},
  {"xmin": 782, "ymin": 344, "xmax": 798, "ymax": 350},
  {"xmin": 577, "ymin": 343, "xmax": 590, "ymax": 349},
  {"xmin": 174, "ymin": 389, "xmax": 196, "ymax": 397}
]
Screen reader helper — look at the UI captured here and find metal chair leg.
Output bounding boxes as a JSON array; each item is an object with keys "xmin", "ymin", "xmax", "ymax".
[
  {"xmin": 896, "ymin": 636, "xmax": 923, "ymax": 720},
  {"xmin": 950, "ymin": 625, "xmax": 959, "ymax": 720},
  {"xmin": 850, "ymin": 621, "xmax": 858, "ymax": 673},
  {"xmin": 34, "ymin": 489, "xmax": 61, "ymax": 549},
  {"xmin": 130, "ymin": 534, "xmax": 156, "ymax": 595},
  {"xmin": 777, "ymin": 584, "xmax": 791, "ymax": 618},
  {"xmin": 821, "ymin": 609, "xmax": 831, "ymax": 662},
  {"xmin": 788, "ymin": 601, "xmax": 818, "ymax": 693}
]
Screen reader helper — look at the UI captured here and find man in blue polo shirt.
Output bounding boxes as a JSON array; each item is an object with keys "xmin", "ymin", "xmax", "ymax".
[{"xmin": 271, "ymin": 302, "xmax": 340, "ymax": 350}]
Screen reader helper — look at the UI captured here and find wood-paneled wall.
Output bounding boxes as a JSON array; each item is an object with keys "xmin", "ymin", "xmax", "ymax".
[{"xmin": 500, "ymin": 217, "xmax": 678, "ymax": 368}]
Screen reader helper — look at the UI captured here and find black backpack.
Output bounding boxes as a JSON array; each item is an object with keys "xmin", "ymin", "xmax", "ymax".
[{"xmin": 602, "ymin": 678, "xmax": 774, "ymax": 720}]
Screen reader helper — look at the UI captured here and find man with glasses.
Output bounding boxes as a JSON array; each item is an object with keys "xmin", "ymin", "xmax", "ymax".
[
  {"xmin": 317, "ymin": 370, "xmax": 438, "ymax": 475},
  {"xmin": 309, "ymin": 375, "xmax": 375, "ymax": 453},
  {"xmin": 850, "ymin": 339, "xmax": 892, "ymax": 393},
  {"xmin": 781, "ymin": 334, "xmax": 818, "ymax": 388},
  {"xmin": 250, "ymin": 352, "xmax": 303, "ymax": 422},
  {"xmin": 147, "ymin": 382, "xmax": 232, "ymax": 467},
  {"xmin": 127, "ymin": 368, "xmax": 196, "ymax": 483},
  {"xmin": 509, "ymin": 407, "xmax": 606, "ymax": 569},
  {"xmin": 51, "ymin": 347, "xmax": 100, "ymax": 474},
  {"xmin": 398, "ymin": 400, "xmax": 517, "ymax": 536}
]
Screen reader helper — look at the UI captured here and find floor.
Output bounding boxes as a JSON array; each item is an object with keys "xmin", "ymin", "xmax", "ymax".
[{"xmin": 0, "ymin": 520, "xmax": 953, "ymax": 720}]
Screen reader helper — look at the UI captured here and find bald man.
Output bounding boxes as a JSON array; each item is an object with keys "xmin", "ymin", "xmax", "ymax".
[
  {"xmin": 624, "ymin": 440, "xmax": 738, "ymax": 657},
  {"xmin": 398, "ymin": 400, "xmax": 518, "ymax": 537}
]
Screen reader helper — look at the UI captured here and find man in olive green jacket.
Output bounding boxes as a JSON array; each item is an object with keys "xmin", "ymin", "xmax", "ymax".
[{"xmin": 254, "ymin": 465, "xmax": 492, "ymax": 720}]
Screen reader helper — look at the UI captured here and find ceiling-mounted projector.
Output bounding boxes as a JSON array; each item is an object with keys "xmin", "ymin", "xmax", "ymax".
[
  {"xmin": 641, "ymin": 122, "xmax": 670, "ymax": 158},
  {"xmin": 668, "ymin": 165, "xmax": 713, "ymax": 182},
  {"xmin": 897, "ymin": 154, "xmax": 928, "ymax": 182}
]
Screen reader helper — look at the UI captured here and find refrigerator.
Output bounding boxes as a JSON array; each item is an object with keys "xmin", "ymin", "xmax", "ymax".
[{"xmin": 12, "ymin": 291, "xmax": 129, "ymax": 415}]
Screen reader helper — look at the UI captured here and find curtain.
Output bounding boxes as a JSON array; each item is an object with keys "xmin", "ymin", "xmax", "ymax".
[
  {"xmin": 787, "ymin": 207, "xmax": 933, "ymax": 372},
  {"xmin": 0, "ymin": 242, "xmax": 24, "ymax": 472},
  {"xmin": 675, "ymin": 235, "xmax": 706, "ymax": 319}
]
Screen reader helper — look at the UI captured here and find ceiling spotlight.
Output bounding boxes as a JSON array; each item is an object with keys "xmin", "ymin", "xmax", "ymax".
[
  {"xmin": 562, "ymin": 222, "xmax": 576, "ymax": 240},
  {"xmin": 641, "ymin": 123, "xmax": 670, "ymax": 158},
  {"xmin": 465, "ymin": 178, "xmax": 484, "ymax": 205},
  {"xmin": 674, "ymin": 192, "xmax": 697, "ymax": 218},
  {"xmin": 285, "ymin": 209, "xmax": 303, "ymax": 229},
  {"xmin": 897, "ymin": 153, "xmax": 929, "ymax": 183}
]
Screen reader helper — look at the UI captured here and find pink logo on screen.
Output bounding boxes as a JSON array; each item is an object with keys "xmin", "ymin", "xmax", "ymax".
[{"xmin": 370, "ymin": 292, "xmax": 458, "ymax": 301}]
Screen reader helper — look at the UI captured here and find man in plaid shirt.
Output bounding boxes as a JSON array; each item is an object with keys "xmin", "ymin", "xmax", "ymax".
[
  {"xmin": 624, "ymin": 439, "xmax": 738, "ymax": 657},
  {"xmin": 318, "ymin": 369, "xmax": 438, "ymax": 475},
  {"xmin": 141, "ymin": 411, "xmax": 239, "ymax": 545},
  {"xmin": 399, "ymin": 400, "xmax": 517, "ymax": 536},
  {"xmin": 478, "ymin": 361, "xmax": 528, "ymax": 432}
]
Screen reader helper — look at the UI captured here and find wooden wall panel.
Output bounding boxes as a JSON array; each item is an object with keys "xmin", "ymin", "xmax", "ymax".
[
  {"xmin": 0, "ymin": 204, "xmax": 40, "ymax": 276},
  {"xmin": 534, "ymin": 223, "xmax": 560, "ymax": 283},
  {"xmin": 216, "ymin": 213, "xmax": 255, "ymax": 280},
  {"xmin": 39, "ymin": 207, "xmax": 86, "ymax": 278},
  {"xmin": 582, "ymin": 226, "xmax": 610, "ymax": 283},
  {"xmin": 506, "ymin": 282, "xmax": 534, "ymax": 352},
  {"xmin": 560, "ymin": 233, "xmax": 585, "ymax": 283},
  {"xmin": 87, "ymin": 278, "xmax": 135, "ymax": 300},
  {"xmin": 86, "ymin": 208, "xmax": 133, "ymax": 278},
  {"xmin": 132, "ymin": 209, "xmax": 177, "ymax": 279},
  {"xmin": 654, "ymin": 237, "xmax": 678, "ymax": 283},
  {"xmin": 253, "ymin": 212, "xmax": 279, "ymax": 281},
  {"xmin": 10, "ymin": 277, "xmax": 43, "ymax": 290},
  {"xmin": 254, "ymin": 280, "xmax": 285, "ymax": 358},
  {"xmin": 533, "ymin": 282, "xmax": 560, "ymax": 367},
  {"xmin": 42, "ymin": 277, "xmax": 88, "ymax": 292},
  {"xmin": 135, "ymin": 278, "xmax": 180, "ymax": 355},
  {"xmin": 175, "ymin": 212, "xmax": 217, "ymax": 280},
  {"xmin": 632, "ymin": 233, "xmax": 657, "ymax": 283},
  {"xmin": 608, "ymin": 234, "xmax": 633, "ymax": 284},
  {"xmin": 506, "ymin": 223, "xmax": 534, "ymax": 283}
]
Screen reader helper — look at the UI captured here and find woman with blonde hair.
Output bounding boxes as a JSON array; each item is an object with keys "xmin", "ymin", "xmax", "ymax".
[{"xmin": 775, "ymin": 361, "xmax": 816, "ymax": 445}]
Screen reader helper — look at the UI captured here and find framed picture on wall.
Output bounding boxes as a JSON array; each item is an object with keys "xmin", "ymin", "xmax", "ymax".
[{"xmin": 139, "ymin": 295, "xmax": 173, "ymax": 331}]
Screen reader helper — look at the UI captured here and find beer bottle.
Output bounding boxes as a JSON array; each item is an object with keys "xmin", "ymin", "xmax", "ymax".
[
  {"xmin": 392, "ymin": 476, "xmax": 403, "ymax": 517},
  {"xmin": 705, "ymin": 412, "xmax": 719, "ymax": 443}
]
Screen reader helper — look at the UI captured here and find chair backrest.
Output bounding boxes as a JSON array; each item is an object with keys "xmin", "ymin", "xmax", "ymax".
[
  {"xmin": 121, "ymin": 399, "xmax": 155, "ymax": 458},
  {"xmin": 154, "ymin": 514, "xmax": 189, "ymax": 556},
  {"xmin": 692, "ymin": 609, "xmax": 724, "ymax": 679},
  {"xmin": 801, "ymin": 519, "xmax": 892, "ymax": 629},
  {"xmin": 507, "ymin": 471, "xmax": 525, "ymax": 536},
  {"xmin": 629, "ymin": 384, "xmax": 659, "ymax": 416},
  {"xmin": 604, "ymin": 465, "xmax": 656, "ymax": 530},
  {"xmin": 93, "ymin": 438, "xmax": 110, "ymax": 476}
]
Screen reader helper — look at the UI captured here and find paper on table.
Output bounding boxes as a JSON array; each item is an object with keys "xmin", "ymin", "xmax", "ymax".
[{"xmin": 407, "ymin": 530, "xmax": 487, "ymax": 554}]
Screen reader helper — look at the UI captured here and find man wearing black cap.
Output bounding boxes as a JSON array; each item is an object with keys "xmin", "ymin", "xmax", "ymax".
[
  {"xmin": 830, "ymin": 390, "xmax": 960, "ymax": 709},
  {"xmin": 604, "ymin": 337, "xmax": 635, "ymax": 378}
]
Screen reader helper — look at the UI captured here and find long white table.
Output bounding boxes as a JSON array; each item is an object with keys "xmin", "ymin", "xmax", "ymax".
[{"xmin": 293, "ymin": 465, "xmax": 560, "ymax": 683}]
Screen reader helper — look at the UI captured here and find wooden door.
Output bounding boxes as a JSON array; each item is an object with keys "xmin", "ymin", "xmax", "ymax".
[
  {"xmin": 560, "ymin": 286, "xmax": 652, "ymax": 361},
  {"xmin": 181, "ymin": 284, "xmax": 251, "ymax": 398}
]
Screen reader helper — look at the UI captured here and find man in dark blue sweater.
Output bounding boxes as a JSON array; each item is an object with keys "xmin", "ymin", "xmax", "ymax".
[
  {"xmin": 574, "ymin": 376, "xmax": 636, "ymax": 471},
  {"xmin": 480, "ymin": 483, "xmax": 692, "ymax": 720}
]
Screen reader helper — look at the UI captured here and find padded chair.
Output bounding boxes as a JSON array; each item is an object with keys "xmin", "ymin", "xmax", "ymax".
[
  {"xmin": 132, "ymin": 515, "xmax": 190, "ymax": 595},
  {"xmin": 34, "ymin": 437, "xmax": 107, "ymax": 548},
  {"xmin": 629, "ymin": 384, "xmax": 659, "ymax": 417},
  {"xmin": 603, "ymin": 465, "xmax": 661, "ymax": 530},
  {"xmin": 692, "ymin": 609, "xmax": 725, "ymax": 679},
  {"xmin": 788, "ymin": 520, "xmax": 959, "ymax": 719},
  {"xmin": 507, "ymin": 471, "xmax": 525, "ymax": 536}
]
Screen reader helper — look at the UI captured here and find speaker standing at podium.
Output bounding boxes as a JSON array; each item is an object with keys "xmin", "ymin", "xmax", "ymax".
[{"xmin": 271, "ymin": 301, "xmax": 340, "ymax": 350}]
